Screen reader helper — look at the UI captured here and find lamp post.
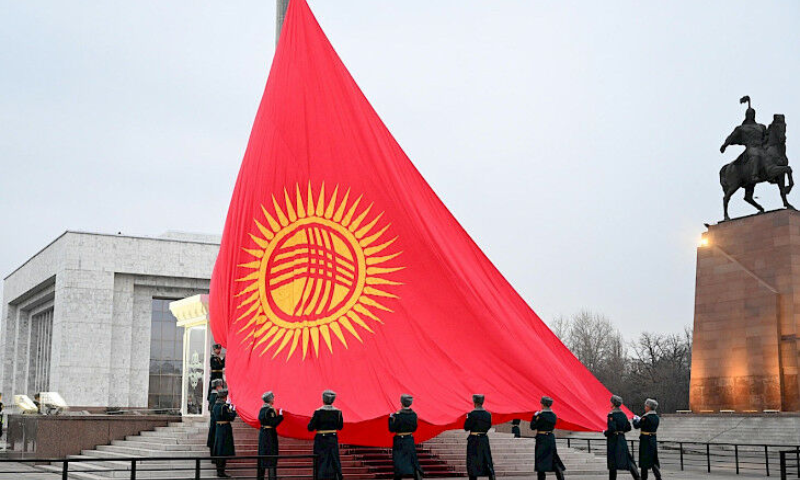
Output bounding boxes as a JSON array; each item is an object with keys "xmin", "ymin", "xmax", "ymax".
[{"xmin": 276, "ymin": 0, "xmax": 290, "ymax": 47}]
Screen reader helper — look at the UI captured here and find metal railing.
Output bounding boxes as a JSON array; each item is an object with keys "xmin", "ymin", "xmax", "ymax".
[
  {"xmin": 780, "ymin": 449, "xmax": 800, "ymax": 480},
  {"xmin": 559, "ymin": 437, "xmax": 800, "ymax": 477},
  {"xmin": 0, "ymin": 453, "xmax": 318, "ymax": 480}
]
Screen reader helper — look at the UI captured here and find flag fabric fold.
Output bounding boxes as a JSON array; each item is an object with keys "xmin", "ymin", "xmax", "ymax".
[{"xmin": 209, "ymin": 0, "xmax": 616, "ymax": 447}]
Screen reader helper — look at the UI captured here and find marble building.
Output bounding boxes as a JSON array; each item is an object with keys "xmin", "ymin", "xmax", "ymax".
[{"xmin": 0, "ymin": 231, "xmax": 220, "ymax": 411}]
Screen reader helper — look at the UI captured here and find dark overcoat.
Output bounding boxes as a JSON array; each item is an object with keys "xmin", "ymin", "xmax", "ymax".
[
  {"xmin": 307, "ymin": 406, "xmax": 344, "ymax": 480},
  {"xmin": 388, "ymin": 408, "xmax": 423, "ymax": 476},
  {"xmin": 206, "ymin": 390, "xmax": 219, "ymax": 450},
  {"xmin": 531, "ymin": 410, "xmax": 565, "ymax": 473},
  {"xmin": 212, "ymin": 402, "xmax": 237, "ymax": 457},
  {"xmin": 259, "ymin": 404, "xmax": 284, "ymax": 468},
  {"xmin": 604, "ymin": 410, "xmax": 634, "ymax": 470},
  {"xmin": 633, "ymin": 412, "xmax": 660, "ymax": 469},
  {"xmin": 464, "ymin": 408, "xmax": 495, "ymax": 477}
]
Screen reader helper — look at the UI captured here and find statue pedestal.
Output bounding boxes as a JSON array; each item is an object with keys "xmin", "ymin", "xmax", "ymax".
[{"xmin": 691, "ymin": 209, "xmax": 800, "ymax": 412}]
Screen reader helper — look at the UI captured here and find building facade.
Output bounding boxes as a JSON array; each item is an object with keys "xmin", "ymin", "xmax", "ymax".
[{"xmin": 0, "ymin": 231, "xmax": 219, "ymax": 410}]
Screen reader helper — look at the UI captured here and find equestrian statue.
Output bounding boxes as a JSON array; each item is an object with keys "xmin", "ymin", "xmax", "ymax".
[{"xmin": 719, "ymin": 96, "xmax": 793, "ymax": 221}]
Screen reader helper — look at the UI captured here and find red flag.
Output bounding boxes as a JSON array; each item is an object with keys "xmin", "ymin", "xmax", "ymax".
[{"xmin": 210, "ymin": 0, "xmax": 616, "ymax": 446}]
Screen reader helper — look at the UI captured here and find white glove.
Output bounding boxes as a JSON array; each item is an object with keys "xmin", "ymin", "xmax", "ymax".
[
  {"xmin": 390, "ymin": 413, "xmax": 395, "ymax": 418},
  {"xmin": 633, "ymin": 415, "xmax": 640, "ymax": 421},
  {"xmin": 279, "ymin": 408, "xmax": 283, "ymax": 415}
]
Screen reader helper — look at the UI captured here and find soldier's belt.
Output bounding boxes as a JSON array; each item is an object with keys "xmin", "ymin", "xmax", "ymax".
[
  {"xmin": 316, "ymin": 430, "xmax": 337, "ymax": 435},
  {"xmin": 536, "ymin": 431, "xmax": 553, "ymax": 435},
  {"xmin": 640, "ymin": 432, "xmax": 656, "ymax": 436},
  {"xmin": 217, "ymin": 421, "xmax": 230, "ymax": 425},
  {"xmin": 261, "ymin": 426, "xmax": 274, "ymax": 429},
  {"xmin": 469, "ymin": 432, "xmax": 487, "ymax": 436},
  {"xmin": 211, "ymin": 370, "xmax": 224, "ymax": 373},
  {"xmin": 395, "ymin": 432, "xmax": 413, "ymax": 437}
]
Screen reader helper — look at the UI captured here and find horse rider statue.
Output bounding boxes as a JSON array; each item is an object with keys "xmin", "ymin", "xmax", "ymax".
[{"xmin": 719, "ymin": 96, "xmax": 793, "ymax": 221}]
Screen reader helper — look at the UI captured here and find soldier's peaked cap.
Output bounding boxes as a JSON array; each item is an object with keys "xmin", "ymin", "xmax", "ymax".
[
  {"xmin": 610, "ymin": 395, "xmax": 623, "ymax": 407},
  {"xmin": 540, "ymin": 396, "xmax": 554, "ymax": 407},
  {"xmin": 263, "ymin": 391, "xmax": 275, "ymax": 403},
  {"xmin": 400, "ymin": 394, "xmax": 413, "ymax": 407},
  {"xmin": 322, "ymin": 390, "xmax": 336, "ymax": 405},
  {"xmin": 472, "ymin": 394, "xmax": 485, "ymax": 405}
]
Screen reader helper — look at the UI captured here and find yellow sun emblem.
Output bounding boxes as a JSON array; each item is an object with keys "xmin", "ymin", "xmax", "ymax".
[{"xmin": 235, "ymin": 183, "xmax": 403, "ymax": 360}]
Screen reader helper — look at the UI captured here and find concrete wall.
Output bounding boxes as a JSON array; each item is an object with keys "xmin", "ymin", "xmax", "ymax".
[{"xmin": 1, "ymin": 231, "xmax": 219, "ymax": 408}]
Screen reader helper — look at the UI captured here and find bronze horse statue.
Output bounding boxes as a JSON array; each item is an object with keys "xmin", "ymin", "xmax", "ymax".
[{"xmin": 719, "ymin": 97, "xmax": 793, "ymax": 221}]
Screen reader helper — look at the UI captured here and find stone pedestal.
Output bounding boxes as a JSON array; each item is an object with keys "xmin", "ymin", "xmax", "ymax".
[{"xmin": 690, "ymin": 209, "xmax": 800, "ymax": 412}]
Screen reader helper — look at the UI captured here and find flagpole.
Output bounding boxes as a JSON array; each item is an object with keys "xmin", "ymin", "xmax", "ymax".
[{"xmin": 276, "ymin": 0, "xmax": 289, "ymax": 47}]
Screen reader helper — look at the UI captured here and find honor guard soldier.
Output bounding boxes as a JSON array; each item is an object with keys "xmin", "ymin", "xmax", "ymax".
[
  {"xmin": 207, "ymin": 379, "xmax": 225, "ymax": 457},
  {"xmin": 633, "ymin": 399, "xmax": 661, "ymax": 480},
  {"xmin": 0, "ymin": 393, "xmax": 4, "ymax": 438},
  {"xmin": 212, "ymin": 389, "xmax": 238, "ymax": 478},
  {"xmin": 210, "ymin": 344, "xmax": 225, "ymax": 388},
  {"xmin": 531, "ymin": 396, "xmax": 565, "ymax": 480},
  {"xmin": 388, "ymin": 394, "xmax": 423, "ymax": 480},
  {"xmin": 464, "ymin": 394, "xmax": 495, "ymax": 480},
  {"xmin": 258, "ymin": 391, "xmax": 284, "ymax": 480},
  {"xmin": 604, "ymin": 395, "xmax": 640, "ymax": 480},
  {"xmin": 307, "ymin": 390, "xmax": 344, "ymax": 480},
  {"xmin": 511, "ymin": 419, "xmax": 521, "ymax": 439}
]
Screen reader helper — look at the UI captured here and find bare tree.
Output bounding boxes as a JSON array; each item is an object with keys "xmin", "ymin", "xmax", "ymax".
[{"xmin": 550, "ymin": 311, "xmax": 692, "ymax": 414}]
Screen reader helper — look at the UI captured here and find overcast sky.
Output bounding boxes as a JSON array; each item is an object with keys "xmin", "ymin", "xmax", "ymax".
[{"xmin": 1, "ymin": 1, "xmax": 798, "ymax": 337}]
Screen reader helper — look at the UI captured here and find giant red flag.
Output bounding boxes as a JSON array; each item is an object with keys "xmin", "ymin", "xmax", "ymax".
[{"xmin": 210, "ymin": 0, "xmax": 616, "ymax": 447}]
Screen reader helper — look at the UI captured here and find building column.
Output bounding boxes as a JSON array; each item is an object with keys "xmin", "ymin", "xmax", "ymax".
[{"xmin": 169, "ymin": 294, "xmax": 211, "ymax": 416}]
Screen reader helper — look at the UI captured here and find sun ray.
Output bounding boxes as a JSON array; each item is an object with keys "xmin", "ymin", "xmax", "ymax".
[
  {"xmin": 254, "ymin": 325, "xmax": 280, "ymax": 349},
  {"xmin": 296, "ymin": 184, "xmax": 307, "ymax": 218},
  {"xmin": 360, "ymin": 225, "xmax": 392, "ymax": 248},
  {"xmin": 254, "ymin": 220, "xmax": 275, "ymax": 242},
  {"xmin": 341, "ymin": 195, "xmax": 363, "ymax": 227},
  {"xmin": 261, "ymin": 206, "xmax": 281, "ymax": 233},
  {"xmin": 338, "ymin": 316, "xmax": 363, "ymax": 342},
  {"xmin": 236, "ymin": 292, "xmax": 259, "ymax": 309},
  {"xmin": 355, "ymin": 212, "xmax": 384, "ymax": 239},
  {"xmin": 366, "ymin": 277, "xmax": 403, "ymax": 286},
  {"xmin": 235, "ymin": 302, "xmax": 260, "ymax": 322},
  {"xmin": 238, "ymin": 260, "xmax": 261, "ymax": 269},
  {"xmin": 363, "ymin": 286, "xmax": 398, "ymax": 299},
  {"xmin": 319, "ymin": 325, "xmax": 334, "ymax": 353},
  {"xmin": 249, "ymin": 233, "xmax": 269, "ymax": 249},
  {"xmin": 235, "ymin": 282, "xmax": 260, "ymax": 297},
  {"xmin": 302, "ymin": 327, "xmax": 310, "ymax": 359},
  {"xmin": 324, "ymin": 185, "xmax": 339, "ymax": 219},
  {"xmin": 333, "ymin": 189, "xmax": 350, "ymax": 223},
  {"xmin": 367, "ymin": 266, "xmax": 405, "ymax": 275},
  {"xmin": 285, "ymin": 329, "xmax": 302, "ymax": 360},
  {"xmin": 254, "ymin": 322, "xmax": 274, "ymax": 338},
  {"xmin": 271, "ymin": 329, "xmax": 294, "ymax": 359},
  {"xmin": 236, "ymin": 316, "xmax": 258, "ymax": 334},
  {"xmin": 358, "ymin": 296, "xmax": 393, "ymax": 313},
  {"xmin": 348, "ymin": 203, "xmax": 373, "ymax": 232},
  {"xmin": 310, "ymin": 326, "xmax": 321, "ymax": 356},
  {"xmin": 283, "ymin": 188, "xmax": 298, "ymax": 222},
  {"xmin": 242, "ymin": 247, "xmax": 264, "ymax": 258},
  {"xmin": 307, "ymin": 183, "xmax": 316, "ymax": 216},
  {"xmin": 316, "ymin": 182, "xmax": 327, "ymax": 217},
  {"xmin": 346, "ymin": 311, "xmax": 374, "ymax": 333},
  {"xmin": 354, "ymin": 303, "xmax": 384, "ymax": 323},
  {"xmin": 261, "ymin": 329, "xmax": 286, "ymax": 355},
  {"xmin": 272, "ymin": 195, "xmax": 289, "ymax": 227},
  {"xmin": 366, "ymin": 252, "xmax": 403, "ymax": 266},
  {"xmin": 330, "ymin": 321, "xmax": 348, "ymax": 348},
  {"xmin": 363, "ymin": 237, "xmax": 397, "ymax": 256}
]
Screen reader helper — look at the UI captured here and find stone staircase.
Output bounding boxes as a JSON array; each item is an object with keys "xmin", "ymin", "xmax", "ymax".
[
  {"xmin": 559, "ymin": 414, "xmax": 800, "ymax": 446},
  {"xmin": 423, "ymin": 431, "xmax": 606, "ymax": 477},
  {"xmin": 30, "ymin": 417, "xmax": 606, "ymax": 479}
]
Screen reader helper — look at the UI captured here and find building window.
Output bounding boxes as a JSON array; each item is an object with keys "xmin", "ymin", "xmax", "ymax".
[
  {"xmin": 28, "ymin": 308, "xmax": 54, "ymax": 395},
  {"xmin": 149, "ymin": 298, "xmax": 183, "ymax": 410}
]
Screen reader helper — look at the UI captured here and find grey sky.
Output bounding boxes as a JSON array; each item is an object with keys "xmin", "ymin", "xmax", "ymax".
[{"xmin": 1, "ymin": 1, "xmax": 798, "ymax": 337}]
